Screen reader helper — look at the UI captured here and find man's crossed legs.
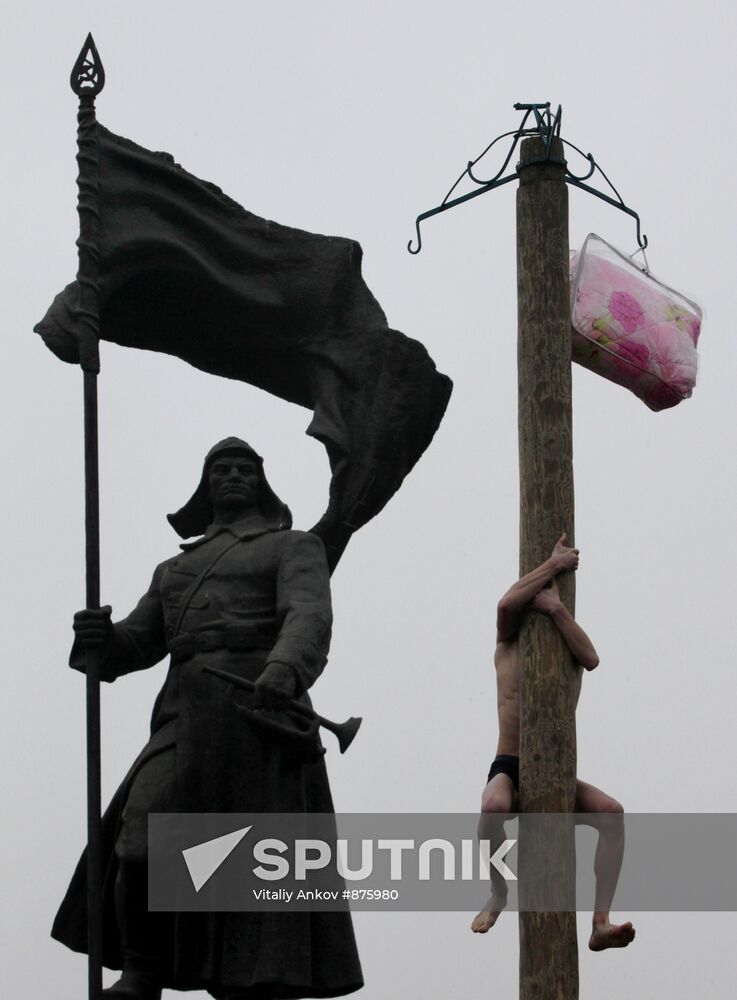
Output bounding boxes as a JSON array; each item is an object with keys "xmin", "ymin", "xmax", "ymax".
[{"xmin": 472, "ymin": 767, "xmax": 636, "ymax": 951}]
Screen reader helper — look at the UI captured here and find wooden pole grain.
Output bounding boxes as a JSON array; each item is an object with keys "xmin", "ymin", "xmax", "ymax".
[{"xmin": 516, "ymin": 134, "xmax": 579, "ymax": 999}]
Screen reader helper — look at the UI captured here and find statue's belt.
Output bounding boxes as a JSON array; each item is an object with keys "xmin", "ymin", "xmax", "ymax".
[{"xmin": 168, "ymin": 623, "xmax": 277, "ymax": 664}]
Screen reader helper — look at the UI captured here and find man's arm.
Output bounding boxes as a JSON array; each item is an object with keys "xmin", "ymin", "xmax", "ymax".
[
  {"xmin": 531, "ymin": 579, "xmax": 599, "ymax": 670},
  {"xmin": 496, "ymin": 534, "xmax": 579, "ymax": 642},
  {"xmin": 255, "ymin": 531, "xmax": 333, "ymax": 707},
  {"xmin": 70, "ymin": 564, "xmax": 168, "ymax": 681}
]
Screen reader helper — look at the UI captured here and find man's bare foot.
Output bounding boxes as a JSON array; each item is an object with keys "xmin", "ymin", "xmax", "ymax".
[
  {"xmin": 471, "ymin": 896, "xmax": 507, "ymax": 933},
  {"xmin": 588, "ymin": 919, "xmax": 636, "ymax": 951}
]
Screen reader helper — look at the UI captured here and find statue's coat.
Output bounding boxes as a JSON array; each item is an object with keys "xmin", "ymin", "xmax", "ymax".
[{"xmin": 53, "ymin": 520, "xmax": 363, "ymax": 998}]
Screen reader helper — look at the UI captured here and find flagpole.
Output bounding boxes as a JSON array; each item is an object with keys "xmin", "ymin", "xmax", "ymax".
[{"xmin": 70, "ymin": 33, "xmax": 105, "ymax": 1000}]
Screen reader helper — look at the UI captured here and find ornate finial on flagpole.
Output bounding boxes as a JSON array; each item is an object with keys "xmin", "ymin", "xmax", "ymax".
[
  {"xmin": 70, "ymin": 33, "xmax": 105, "ymax": 97},
  {"xmin": 70, "ymin": 33, "xmax": 104, "ymax": 374}
]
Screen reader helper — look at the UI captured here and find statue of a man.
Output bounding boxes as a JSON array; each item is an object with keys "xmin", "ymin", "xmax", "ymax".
[{"xmin": 53, "ymin": 437, "xmax": 363, "ymax": 1000}]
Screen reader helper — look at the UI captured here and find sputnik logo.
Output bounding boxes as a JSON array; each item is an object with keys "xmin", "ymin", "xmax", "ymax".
[{"xmin": 182, "ymin": 826, "xmax": 252, "ymax": 892}]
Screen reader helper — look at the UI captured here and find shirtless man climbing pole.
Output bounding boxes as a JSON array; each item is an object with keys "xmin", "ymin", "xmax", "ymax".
[{"xmin": 471, "ymin": 534, "xmax": 635, "ymax": 951}]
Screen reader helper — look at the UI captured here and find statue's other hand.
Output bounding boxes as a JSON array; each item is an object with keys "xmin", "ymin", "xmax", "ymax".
[
  {"xmin": 72, "ymin": 605, "xmax": 113, "ymax": 652},
  {"xmin": 254, "ymin": 661, "xmax": 297, "ymax": 709}
]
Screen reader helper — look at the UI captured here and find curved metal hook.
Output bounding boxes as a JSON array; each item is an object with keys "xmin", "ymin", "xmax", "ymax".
[
  {"xmin": 561, "ymin": 137, "xmax": 648, "ymax": 249},
  {"xmin": 562, "ymin": 145, "xmax": 596, "ymax": 182},
  {"xmin": 466, "ymin": 129, "xmax": 523, "ymax": 186},
  {"xmin": 408, "ymin": 172, "xmax": 518, "ymax": 253},
  {"xmin": 407, "ymin": 217, "xmax": 423, "ymax": 255}
]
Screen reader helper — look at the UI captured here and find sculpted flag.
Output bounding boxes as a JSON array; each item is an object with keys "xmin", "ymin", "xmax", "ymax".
[{"xmin": 35, "ymin": 124, "xmax": 452, "ymax": 569}]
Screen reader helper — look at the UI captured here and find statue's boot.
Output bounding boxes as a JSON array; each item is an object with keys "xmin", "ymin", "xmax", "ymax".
[
  {"xmin": 107, "ymin": 861, "xmax": 165, "ymax": 1000},
  {"xmin": 102, "ymin": 968, "xmax": 162, "ymax": 1000}
]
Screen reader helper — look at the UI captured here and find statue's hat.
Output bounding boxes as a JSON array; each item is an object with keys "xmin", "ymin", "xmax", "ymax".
[{"xmin": 167, "ymin": 437, "xmax": 292, "ymax": 538}]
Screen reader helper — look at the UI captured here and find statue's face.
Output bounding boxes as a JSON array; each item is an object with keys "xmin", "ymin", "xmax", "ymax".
[{"xmin": 208, "ymin": 451, "xmax": 260, "ymax": 516}]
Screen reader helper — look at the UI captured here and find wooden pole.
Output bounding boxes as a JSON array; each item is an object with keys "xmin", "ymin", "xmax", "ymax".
[{"xmin": 516, "ymin": 134, "xmax": 579, "ymax": 999}]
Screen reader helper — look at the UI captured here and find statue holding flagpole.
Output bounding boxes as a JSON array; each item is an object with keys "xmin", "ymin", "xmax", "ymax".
[
  {"xmin": 59, "ymin": 437, "xmax": 365, "ymax": 1000},
  {"xmin": 39, "ymin": 35, "xmax": 451, "ymax": 1000}
]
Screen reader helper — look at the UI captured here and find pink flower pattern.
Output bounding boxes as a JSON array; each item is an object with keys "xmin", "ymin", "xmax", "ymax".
[
  {"xmin": 609, "ymin": 290, "xmax": 645, "ymax": 333},
  {"xmin": 611, "ymin": 339, "xmax": 650, "ymax": 379}
]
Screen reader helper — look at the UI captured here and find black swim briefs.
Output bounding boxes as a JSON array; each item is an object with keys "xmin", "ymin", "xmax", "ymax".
[{"xmin": 486, "ymin": 754, "xmax": 519, "ymax": 791}]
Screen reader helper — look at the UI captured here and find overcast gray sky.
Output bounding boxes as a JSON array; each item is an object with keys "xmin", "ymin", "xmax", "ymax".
[{"xmin": 2, "ymin": 1, "xmax": 736, "ymax": 998}]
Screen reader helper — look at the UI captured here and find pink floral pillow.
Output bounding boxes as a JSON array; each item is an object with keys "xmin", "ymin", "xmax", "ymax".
[{"xmin": 570, "ymin": 235, "xmax": 702, "ymax": 411}]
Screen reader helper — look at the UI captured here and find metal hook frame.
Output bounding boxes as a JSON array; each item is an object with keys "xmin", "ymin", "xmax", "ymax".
[{"xmin": 408, "ymin": 102, "xmax": 648, "ymax": 254}]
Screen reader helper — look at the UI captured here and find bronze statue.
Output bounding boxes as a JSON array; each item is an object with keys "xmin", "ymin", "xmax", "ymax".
[
  {"xmin": 53, "ymin": 437, "xmax": 363, "ymax": 1000},
  {"xmin": 40, "ymin": 49, "xmax": 450, "ymax": 999}
]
